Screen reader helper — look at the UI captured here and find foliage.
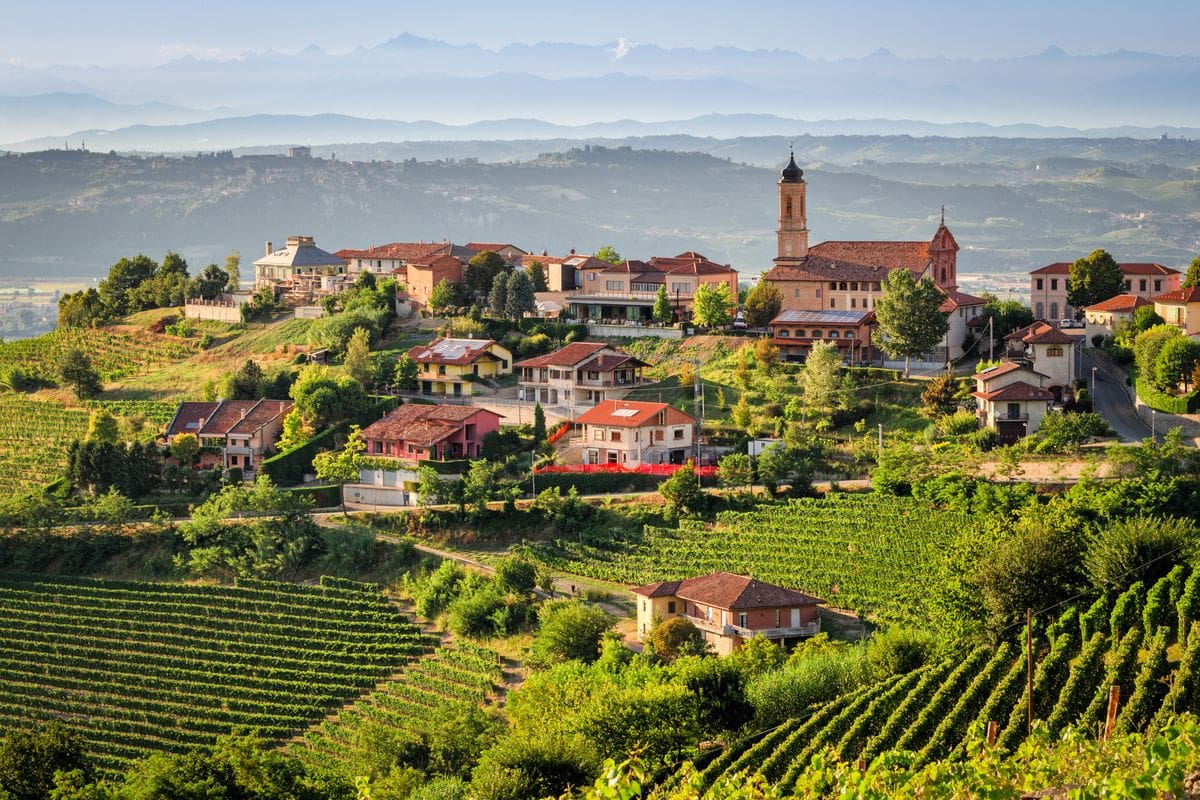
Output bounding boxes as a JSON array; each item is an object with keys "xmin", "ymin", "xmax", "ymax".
[
  {"xmin": 1028, "ymin": 411, "xmax": 1113, "ymax": 453},
  {"xmin": 920, "ymin": 373, "xmax": 960, "ymax": 417},
  {"xmin": 650, "ymin": 617, "xmax": 707, "ymax": 662},
  {"xmin": 979, "ymin": 296, "xmax": 1035, "ymax": 340},
  {"xmin": 1133, "ymin": 323, "xmax": 1181, "ymax": 383},
  {"xmin": 429, "ymin": 279, "xmax": 458, "ymax": 313},
  {"xmin": 66, "ymin": 440, "xmax": 162, "ymax": 498},
  {"xmin": 59, "ymin": 348, "xmax": 103, "ymax": 399},
  {"xmin": 394, "ymin": 353, "xmax": 419, "ymax": 391},
  {"xmin": 289, "ymin": 365, "xmax": 370, "ymax": 429},
  {"xmin": 528, "ymin": 601, "xmax": 615, "ymax": 668},
  {"xmin": 798, "ymin": 341, "xmax": 846, "ymax": 410},
  {"xmin": 1067, "ymin": 248, "xmax": 1124, "ymax": 310},
  {"xmin": 312, "ymin": 426, "xmax": 366, "ymax": 514},
  {"xmin": 976, "ymin": 522, "xmax": 1086, "ymax": 631},
  {"xmin": 692, "ymin": 282, "xmax": 734, "ymax": 328},
  {"xmin": 310, "ymin": 307, "xmax": 387, "ymax": 357},
  {"xmin": 653, "ymin": 285, "xmax": 674, "ymax": 325},
  {"xmin": 526, "ymin": 259, "xmax": 549, "ymax": 292},
  {"xmin": 465, "ymin": 251, "xmax": 509, "ymax": 296},
  {"xmin": 1153, "ymin": 336, "xmax": 1200, "ymax": 393},
  {"xmin": 85, "ymin": 408, "xmax": 119, "ymax": 444},
  {"xmin": 494, "ymin": 556, "xmax": 538, "ymax": 594},
  {"xmin": 1084, "ymin": 514, "xmax": 1197, "ymax": 591},
  {"xmin": 659, "ymin": 462, "xmax": 705, "ymax": 516},
  {"xmin": 873, "ymin": 271, "xmax": 949, "ymax": 375},
  {"xmin": 718, "ymin": 452, "xmax": 753, "ymax": 493},
  {"xmin": 1134, "ymin": 304, "xmax": 1166, "ymax": 332},
  {"xmin": 594, "ymin": 246, "xmax": 622, "ymax": 264},
  {"xmin": 343, "ymin": 326, "xmax": 374, "ymax": 385},
  {"xmin": 505, "ymin": 269, "xmax": 536, "ymax": 320},
  {"xmin": 743, "ymin": 282, "xmax": 783, "ymax": 328},
  {"xmin": 0, "ymin": 722, "xmax": 91, "ymax": 800},
  {"xmin": 487, "ymin": 271, "xmax": 508, "ymax": 317}
]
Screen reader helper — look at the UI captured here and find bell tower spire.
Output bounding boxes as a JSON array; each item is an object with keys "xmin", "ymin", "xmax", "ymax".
[{"xmin": 776, "ymin": 148, "xmax": 809, "ymax": 262}]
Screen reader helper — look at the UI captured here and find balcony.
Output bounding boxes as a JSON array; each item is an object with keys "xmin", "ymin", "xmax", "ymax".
[{"xmin": 687, "ymin": 614, "xmax": 821, "ymax": 640}]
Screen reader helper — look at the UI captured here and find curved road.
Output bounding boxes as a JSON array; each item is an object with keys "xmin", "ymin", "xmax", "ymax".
[{"xmin": 1081, "ymin": 350, "xmax": 1153, "ymax": 443}]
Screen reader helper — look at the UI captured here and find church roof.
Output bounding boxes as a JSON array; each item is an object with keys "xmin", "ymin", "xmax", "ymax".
[
  {"xmin": 763, "ymin": 256, "xmax": 890, "ymax": 284},
  {"xmin": 780, "ymin": 151, "xmax": 803, "ymax": 183},
  {"xmin": 809, "ymin": 240, "xmax": 932, "ymax": 275}
]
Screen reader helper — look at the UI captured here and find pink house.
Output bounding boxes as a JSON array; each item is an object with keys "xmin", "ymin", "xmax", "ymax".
[{"xmin": 359, "ymin": 404, "xmax": 502, "ymax": 461}]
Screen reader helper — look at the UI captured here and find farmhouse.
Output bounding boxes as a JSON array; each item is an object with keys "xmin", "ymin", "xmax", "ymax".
[
  {"xmin": 572, "ymin": 399, "xmax": 695, "ymax": 466},
  {"xmin": 1083, "ymin": 293, "xmax": 1152, "ymax": 333},
  {"xmin": 631, "ymin": 572, "xmax": 823, "ymax": 655},
  {"xmin": 360, "ymin": 404, "xmax": 502, "ymax": 461},
  {"xmin": 1029, "ymin": 261, "xmax": 1180, "ymax": 322},
  {"xmin": 766, "ymin": 309, "xmax": 875, "ymax": 363},
  {"xmin": 515, "ymin": 341, "xmax": 649, "ymax": 406},
  {"xmin": 1003, "ymin": 322, "xmax": 1077, "ymax": 401},
  {"xmin": 407, "ymin": 337, "xmax": 513, "ymax": 397},
  {"xmin": 972, "ymin": 362, "xmax": 1054, "ymax": 441},
  {"xmin": 165, "ymin": 399, "xmax": 292, "ymax": 475},
  {"xmin": 1152, "ymin": 286, "xmax": 1200, "ymax": 335}
]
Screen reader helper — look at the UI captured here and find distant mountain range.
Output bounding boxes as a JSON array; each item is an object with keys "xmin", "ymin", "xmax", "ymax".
[{"xmin": 1, "ymin": 37, "xmax": 1198, "ymax": 144}]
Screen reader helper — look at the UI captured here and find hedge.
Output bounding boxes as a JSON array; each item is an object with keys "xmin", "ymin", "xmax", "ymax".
[
  {"xmin": 285, "ymin": 485, "xmax": 342, "ymax": 508},
  {"xmin": 525, "ymin": 470, "xmax": 718, "ymax": 495},
  {"xmin": 261, "ymin": 396, "xmax": 398, "ymax": 485},
  {"xmin": 1135, "ymin": 377, "xmax": 1200, "ymax": 414}
]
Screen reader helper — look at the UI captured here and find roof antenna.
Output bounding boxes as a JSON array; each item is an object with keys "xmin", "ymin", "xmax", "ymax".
[{"xmin": 941, "ymin": 204, "xmax": 945, "ymax": 225}]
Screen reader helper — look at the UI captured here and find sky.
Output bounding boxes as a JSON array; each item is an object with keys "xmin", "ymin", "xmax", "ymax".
[{"xmin": 3, "ymin": 0, "xmax": 1199, "ymax": 66}]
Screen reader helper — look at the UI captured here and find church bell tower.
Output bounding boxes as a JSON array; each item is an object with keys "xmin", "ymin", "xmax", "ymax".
[{"xmin": 776, "ymin": 149, "xmax": 809, "ymax": 262}]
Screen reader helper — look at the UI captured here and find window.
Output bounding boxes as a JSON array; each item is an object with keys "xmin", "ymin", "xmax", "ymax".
[
  {"xmin": 610, "ymin": 431, "xmax": 621, "ymax": 442},
  {"xmin": 851, "ymin": 282, "xmax": 859, "ymax": 291},
  {"xmin": 830, "ymin": 298, "xmax": 836, "ymax": 308},
  {"xmin": 873, "ymin": 282, "xmax": 881, "ymax": 291},
  {"xmin": 1036, "ymin": 302, "xmax": 1044, "ymax": 318},
  {"xmin": 1140, "ymin": 279, "xmax": 1147, "ymax": 292},
  {"xmin": 671, "ymin": 282, "xmax": 689, "ymax": 293},
  {"xmin": 795, "ymin": 329, "xmax": 806, "ymax": 337},
  {"xmin": 593, "ymin": 428, "xmax": 604, "ymax": 440},
  {"xmin": 811, "ymin": 329, "xmax": 823, "ymax": 338},
  {"xmin": 844, "ymin": 331, "xmax": 855, "ymax": 339},
  {"xmin": 1007, "ymin": 402, "xmax": 1022, "ymax": 420},
  {"xmin": 1035, "ymin": 278, "xmax": 1044, "ymax": 290},
  {"xmin": 828, "ymin": 281, "xmax": 837, "ymax": 290},
  {"xmin": 372, "ymin": 441, "xmax": 382, "ymax": 454},
  {"xmin": 606, "ymin": 280, "xmax": 623, "ymax": 291},
  {"xmin": 1047, "ymin": 345, "xmax": 1064, "ymax": 357},
  {"xmin": 1050, "ymin": 279, "xmax": 1058, "ymax": 291},
  {"xmin": 828, "ymin": 330, "xmax": 839, "ymax": 338},
  {"xmin": 588, "ymin": 371, "xmax": 599, "ymax": 380},
  {"xmin": 816, "ymin": 288, "xmax": 823, "ymax": 298},
  {"xmin": 438, "ymin": 364, "xmax": 446, "ymax": 375},
  {"xmin": 778, "ymin": 329, "xmax": 789, "ymax": 337},
  {"xmin": 1050, "ymin": 302, "xmax": 1058, "ymax": 320},
  {"xmin": 839, "ymin": 282, "xmax": 847, "ymax": 291},
  {"xmin": 1124, "ymin": 280, "xmax": 1132, "ymax": 291},
  {"xmin": 850, "ymin": 298, "xmax": 856, "ymax": 308},
  {"xmin": 668, "ymin": 601, "xmax": 677, "ymax": 614},
  {"xmin": 775, "ymin": 609, "xmax": 781, "ymax": 627},
  {"xmin": 794, "ymin": 289, "xmax": 801, "ymax": 298},
  {"xmin": 1155, "ymin": 280, "xmax": 1163, "ymax": 292},
  {"xmin": 654, "ymin": 429, "xmax": 664, "ymax": 441},
  {"xmin": 587, "ymin": 272, "xmax": 597, "ymax": 281},
  {"xmin": 738, "ymin": 612, "xmax": 748, "ymax": 627},
  {"xmin": 673, "ymin": 427, "xmax": 685, "ymax": 440},
  {"xmin": 784, "ymin": 197, "xmax": 793, "ymax": 218}
]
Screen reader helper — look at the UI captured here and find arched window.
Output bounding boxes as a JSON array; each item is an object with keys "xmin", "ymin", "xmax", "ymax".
[
  {"xmin": 784, "ymin": 197, "xmax": 793, "ymax": 218},
  {"xmin": 829, "ymin": 331, "xmax": 840, "ymax": 339},
  {"xmin": 941, "ymin": 268, "xmax": 947, "ymax": 284},
  {"xmin": 839, "ymin": 282, "xmax": 848, "ymax": 291},
  {"xmin": 778, "ymin": 330, "xmax": 790, "ymax": 338},
  {"xmin": 811, "ymin": 329, "xmax": 823, "ymax": 338},
  {"xmin": 795, "ymin": 329, "xmax": 806, "ymax": 337}
]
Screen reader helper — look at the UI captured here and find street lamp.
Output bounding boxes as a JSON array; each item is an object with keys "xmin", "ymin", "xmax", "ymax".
[
  {"xmin": 1152, "ymin": 409, "xmax": 1157, "ymax": 440},
  {"xmin": 877, "ymin": 423, "xmax": 883, "ymax": 459},
  {"xmin": 1091, "ymin": 366, "xmax": 1097, "ymax": 397}
]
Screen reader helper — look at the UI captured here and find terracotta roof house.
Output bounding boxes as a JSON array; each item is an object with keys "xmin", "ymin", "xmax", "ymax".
[
  {"xmin": 335, "ymin": 242, "xmax": 451, "ymax": 278},
  {"xmin": 1153, "ymin": 286, "xmax": 1200, "ymax": 335},
  {"xmin": 465, "ymin": 243, "xmax": 528, "ymax": 262},
  {"xmin": 632, "ymin": 571, "xmax": 823, "ymax": 655},
  {"xmin": 253, "ymin": 236, "xmax": 349, "ymax": 303},
  {"xmin": 360, "ymin": 404, "xmax": 502, "ymax": 461},
  {"xmin": 761, "ymin": 153, "xmax": 983, "ymax": 362},
  {"xmin": 972, "ymin": 362, "xmax": 1055, "ymax": 442},
  {"xmin": 767, "ymin": 309, "xmax": 875, "ymax": 364},
  {"xmin": 999, "ymin": 322, "xmax": 1077, "ymax": 399},
  {"xmin": 405, "ymin": 254, "xmax": 466, "ymax": 308},
  {"xmin": 569, "ymin": 252, "xmax": 738, "ymax": 326},
  {"xmin": 165, "ymin": 399, "xmax": 292, "ymax": 475},
  {"xmin": 407, "ymin": 337, "xmax": 513, "ymax": 397},
  {"xmin": 515, "ymin": 342, "xmax": 649, "ymax": 407},
  {"xmin": 1029, "ymin": 261, "xmax": 1180, "ymax": 321},
  {"xmin": 572, "ymin": 400, "xmax": 695, "ymax": 466}
]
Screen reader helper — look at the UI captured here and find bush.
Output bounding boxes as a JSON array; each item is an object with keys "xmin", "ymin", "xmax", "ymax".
[
  {"xmin": 493, "ymin": 556, "xmax": 538, "ymax": 594},
  {"xmin": 867, "ymin": 627, "xmax": 935, "ymax": 678},
  {"xmin": 1135, "ymin": 376, "xmax": 1200, "ymax": 414},
  {"xmin": 1030, "ymin": 411, "xmax": 1113, "ymax": 453},
  {"xmin": 937, "ymin": 410, "xmax": 978, "ymax": 437},
  {"xmin": 1085, "ymin": 515, "xmax": 1197, "ymax": 591},
  {"xmin": 650, "ymin": 617, "xmax": 707, "ymax": 662},
  {"xmin": 527, "ymin": 600, "xmax": 614, "ymax": 667}
]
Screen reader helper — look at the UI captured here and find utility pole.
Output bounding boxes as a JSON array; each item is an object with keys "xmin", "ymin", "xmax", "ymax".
[
  {"xmin": 1026, "ymin": 607, "xmax": 1034, "ymax": 738},
  {"xmin": 694, "ymin": 357, "xmax": 703, "ymax": 486},
  {"xmin": 877, "ymin": 423, "xmax": 883, "ymax": 459},
  {"xmin": 988, "ymin": 316, "xmax": 994, "ymax": 363}
]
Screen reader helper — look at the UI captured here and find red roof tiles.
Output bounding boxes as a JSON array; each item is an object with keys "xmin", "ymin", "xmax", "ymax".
[
  {"xmin": 972, "ymin": 362, "xmax": 1047, "ymax": 382},
  {"xmin": 573, "ymin": 400, "xmax": 694, "ymax": 428},
  {"xmin": 408, "ymin": 338, "xmax": 503, "ymax": 366},
  {"xmin": 361, "ymin": 404, "xmax": 501, "ymax": 448},
  {"xmin": 633, "ymin": 572, "xmax": 824, "ymax": 610},
  {"xmin": 335, "ymin": 242, "xmax": 448, "ymax": 262},
  {"xmin": 973, "ymin": 380, "xmax": 1055, "ymax": 402},
  {"xmin": 1030, "ymin": 261, "xmax": 1179, "ymax": 276},
  {"xmin": 514, "ymin": 342, "xmax": 608, "ymax": 369},
  {"xmin": 809, "ymin": 240, "xmax": 932, "ymax": 274},
  {"xmin": 1152, "ymin": 286, "xmax": 1200, "ymax": 304},
  {"xmin": 1086, "ymin": 294, "xmax": 1153, "ymax": 313}
]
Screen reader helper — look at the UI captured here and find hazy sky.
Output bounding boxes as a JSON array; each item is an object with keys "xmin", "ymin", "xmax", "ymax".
[{"xmin": 4, "ymin": 0, "xmax": 1199, "ymax": 66}]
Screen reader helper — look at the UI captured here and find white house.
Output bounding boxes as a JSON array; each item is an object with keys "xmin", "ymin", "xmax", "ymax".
[
  {"xmin": 573, "ymin": 400, "xmax": 696, "ymax": 466},
  {"xmin": 972, "ymin": 362, "xmax": 1054, "ymax": 442}
]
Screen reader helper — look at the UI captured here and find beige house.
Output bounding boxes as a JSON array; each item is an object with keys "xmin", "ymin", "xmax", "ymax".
[
  {"xmin": 569, "ymin": 252, "xmax": 738, "ymax": 323},
  {"xmin": 165, "ymin": 399, "xmax": 292, "ymax": 476},
  {"xmin": 253, "ymin": 236, "xmax": 350, "ymax": 302},
  {"xmin": 1153, "ymin": 286, "xmax": 1200, "ymax": 335},
  {"xmin": 972, "ymin": 362, "xmax": 1054, "ymax": 442},
  {"xmin": 573, "ymin": 400, "xmax": 695, "ymax": 466},
  {"xmin": 408, "ymin": 337, "xmax": 512, "ymax": 397},
  {"xmin": 1002, "ymin": 323, "xmax": 1078, "ymax": 402},
  {"xmin": 632, "ymin": 572, "xmax": 823, "ymax": 656},
  {"xmin": 515, "ymin": 342, "xmax": 649, "ymax": 407},
  {"xmin": 1084, "ymin": 294, "xmax": 1153, "ymax": 334},
  {"xmin": 1029, "ymin": 261, "xmax": 1180, "ymax": 321}
]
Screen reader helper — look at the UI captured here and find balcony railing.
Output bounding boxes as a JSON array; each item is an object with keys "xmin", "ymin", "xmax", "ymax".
[{"xmin": 687, "ymin": 614, "xmax": 821, "ymax": 640}]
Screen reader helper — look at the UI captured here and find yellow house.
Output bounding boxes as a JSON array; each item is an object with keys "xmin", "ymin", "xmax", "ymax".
[{"xmin": 407, "ymin": 337, "xmax": 513, "ymax": 397}]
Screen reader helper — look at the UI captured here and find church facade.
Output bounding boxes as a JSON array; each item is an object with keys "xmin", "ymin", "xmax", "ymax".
[{"xmin": 761, "ymin": 153, "xmax": 986, "ymax": 364}]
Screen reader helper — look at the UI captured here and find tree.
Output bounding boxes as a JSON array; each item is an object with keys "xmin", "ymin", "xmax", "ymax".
[
  {"xmin": 355, "ymin": 270, "xmax": 377, "ymax": 290},
  {"xmin": 660, "ymin": 462, "xmax": 703, "ymax": 516},
  {"xmin": 1181, "ymin": 253, "xmax": 1200, "ymax": 289},
  {"xmin": 921, "ymin": 373, "xmax": 960, "ymax": 417},
  {"xmin": 0, "ymin": 722, "xmax": 91, "ymax": 800},
  {"xmin": 692, "ymin": 282, "xmax": 734, "ymax": 328},
  {"xmin": 1133, "ymin": 304, "xmax": 1165, "ymax": 332},
  {"xmin": 187, "ymin": 263, "xmax": 229, "ymax": 301},
  {"xmin": 526, "ymin": 259, "xmax": 549, "ymax": 292},
  {"xmin": 731, "ymin": 394, "xmax": 753, "ymax": 431},
  {"xmin": 532, "ymin": 401, "xmax": 547, "ymax": 446},
  {"xmin": 505, "ymin": 270, "xmax": 536, "ymax": 320},
  {"xmin": 488, "ymin": 272, "xmax": 508, "ymax": 317},
  {"xmin": 755, "ymin": 442, "xmax": 816, "ymax": 496},
  {"xmin": 650, "ymin": 616, "xmax": 706, "ymax": 662},
  {"xmin": 1154, "ymin": 336, "xmax": 1200, "ymax": 393},
  {"xmin": 977, "ymin": 522, "xmax": 1086, "ymax": 630},
  {"xmin": 743, "ymin": 281, "xmax": 783, "ymax": 328},
  {"xmin": 169, "ymin": 432, "xmax": 200, "ymax": 465},
  {"xmin": 979, "ymin": 296, "xmax": 1034, "ymax": 340},
  {"xmin": 312, "ymin": 426, "xmax": 365, "ymax": 515},
  {"xmin": 224, "ymin": 251, "xmax": 241, "ymax": 291},
  {"xmin": 289, "ymin": 365, "xmax": 369, "ymax": 429},
  {"xmin": 1084, "ymin": 515, "xmax": 1196, "ymax": 592},
  {"xmin": 798, "ymin": 341, "xmax": 844, "ymax": 409},
  {"xmin": 528, "ymin": 600, "xmax": 614, "ymax": 667},
  {"xmin": 97, "ymin": 254, "xmax": 158, "ymax": 314},
  {"xmin": 652, "ymin": 285, "xmax": 674, "ymax": 325},
  {"xmin": 463, "ymin": 459, "xmax": 500, "ymax": 517},
  {"xmin": 57, "ymin": 288, "xmax": 107, "ymax": 328},
  {"xmin": 225, "ymin": 359, "xmax": 265, "ymax": 400},
  {"xmin": 594, "ymin": 245, "xmax": 622, "ymax": 264},
  {"xmin": 718, "ymin": 452, "xmax": 752, "ymax": 493},
  {"xmin": 343, "ymin": 326, "xmax": 374, "ymax": 386},
  {"xmin": 309, "ymin": 307, "xmax": 387, "ymax": 357},
  {"xmin": 1067, "ymin": 249, "xmax": 1124, "ymax": 311},
  {"xmin": 59, "ymin": 348, "xmax": 102, "ymax": 399},
  {"xmin": 1133, "ymin": 324, "xmax": 1182, "ymax": 384},
  {"xmin": 429, "ymin": 278, "xmax": 458, "ymax": 313},
  {"xmin": 753, "ymin": 337, "xmax": 779, "ymax": 376},
  {"xmin": 393, "ymin": 353, "xmax": 419, "ymax": 391},
  {"xmin": 494, "ymin": 556, "xmax": 538, "ymax": 594},
  {"xmin": 874, "ymin": 270, "xmax": 950, "ymax": 377},
  {"xmin": 465, "ymin": 250, "xmax": 508, "ymax": 296},
  {"xmin": 86, "ymin": 408, "xmax": 119, "ymax": 444}
]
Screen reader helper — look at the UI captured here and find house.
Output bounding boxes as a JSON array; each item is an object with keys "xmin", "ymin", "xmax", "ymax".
[
  {"xmin": 1029, "ymin": 261, "xmax": 1180, "ymax": 321},
  {"xmin": 515, "ymin": 341, "xmax": 649, "ymax": 407},
  {"xmin": 1152, "ymin": 286, "xmax": 1200, "ymax": 335},
  {"xmin": 253, "ymin": 236, "xmax": 350, "ymax": 303},
  {"xmin": 407, "ymin": 337, "xmax": 513, "ymax": 397},
  {"xmin": 572, "ymin": 400, "xmax": 695, "ymax": 466},
  {"xmin": 360, "ymin": 404, "xmax": 502, "ymax": 461},
  {"xmin": 335, "ymin": 242, "xmax": 449, "ymax": 278},
  {"xmin": 761, "ymin": 152, "xmax": 985, "ymax": 362},
  {"xmin": 631, "ymin": 572, "xmax": 823, "ymax": 655},
  {"xmin": 165, "ymin": 399, "xmax": 293, "ymax": 475},
  {"xmin": 568, "ymin": 252, "xmax": 739, "ymax": 324},
  {"xmin": 972, "ymin": 362, "xmax": 1054, "ymax": 441},
  {"xmin": 767, "ymin": 309, "xmax": 875, "ymax": 363},
  {"xmin": 1084, "ymin": 294, "xmax": 1153, "ymax": 333},
  {"xmin": 1002, "ymin": 323, "xmax": 1077, "ymax": 400},
  {"xmin": 520, "ymin": 252, "xmax": 607, "ymax": 292},
  {"xmin": 465, "ymin": 243, "xmax": 528, "ymax": 263},
  {"xmin": 405, "ymin": 254, "xmax": 466, "ymax": 308}
]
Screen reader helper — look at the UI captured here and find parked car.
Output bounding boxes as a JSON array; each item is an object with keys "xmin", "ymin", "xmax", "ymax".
[{"xmin": 1059, "ymin": 318, "xmax": 1083, "ymax": 329}]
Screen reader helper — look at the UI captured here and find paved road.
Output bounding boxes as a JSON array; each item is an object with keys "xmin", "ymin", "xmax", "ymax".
[{"xmin": 1082, "ymin": 350, "xmax": 1152, "ymax": 443}]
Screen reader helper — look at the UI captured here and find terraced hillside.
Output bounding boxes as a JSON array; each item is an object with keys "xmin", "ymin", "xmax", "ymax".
[
  {"xmin": 0, "ymin": 574, "xmax": 429, "ymax": 775},
  {"xmin": 525, "ymin": 494, "xmax": 966, "ymax": 624},
  {"xmin": 0, "ymin": 327, "xmax": 196, "ymax": 383},
  {"xmin": 682, "ymin": 565, "xmax": 1200, "ymax": 796},
  {"xmin": 0, "ymin": 394, "xmax": 89, "ymax": 493}
]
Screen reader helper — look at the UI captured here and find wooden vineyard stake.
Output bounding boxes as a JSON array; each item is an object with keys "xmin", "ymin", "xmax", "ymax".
[
  {"xmin": 1103, "ymin": 685, "xmax": 1120, "ymax": 740},
  {"xmin": 986, "ymin": 720, "xmax": 998, "ymax": 747}
]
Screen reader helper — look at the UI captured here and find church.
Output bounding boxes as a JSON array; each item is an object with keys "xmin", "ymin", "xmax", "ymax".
[{"xmin": 760, "ymin": 152, "xmax": 986, "ymax": 365}]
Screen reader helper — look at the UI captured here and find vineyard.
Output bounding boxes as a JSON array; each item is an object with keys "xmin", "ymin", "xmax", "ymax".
[
  {"xmin": 677, "ymin": 565, "xmax": 1200, "ymax": 796},
  {"xmin": 0, "ymin": 327, "xmax": 196, "ymax": 383},
  {"xmin": 293, "ymin": 641, "xmax": 506, "ymax": 778},
  {"xmin": 0, "ymin": 574, "xmax": 431, "ymax": 775},
  {"xmin": 85, "ymin": 399, "xmax": 178, "ymax": 426},
  {"xmin": 523, "ymin": 494, "xmax": 967, "ymax": 624},
  {"xmin": 0, "ymin": 395, "xmax": 90, "ymax": 493}
]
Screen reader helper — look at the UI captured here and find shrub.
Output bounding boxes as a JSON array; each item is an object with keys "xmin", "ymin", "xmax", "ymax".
[
  {"xmin": 650, "ymin": 617, "xmax": 707, "ymax": 662},
  {"xmin": 1085, "ymin": 515, "xmax": 1197, "ymax": 591},
  {"xmin": 527, "ymin": 601, "xmax": 614, "ymax": 668}
]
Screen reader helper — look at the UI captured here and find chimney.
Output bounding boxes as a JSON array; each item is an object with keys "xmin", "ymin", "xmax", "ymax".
[{"xmin": 265, "ymin": 241, "xmax": 273, "ymax": 256}]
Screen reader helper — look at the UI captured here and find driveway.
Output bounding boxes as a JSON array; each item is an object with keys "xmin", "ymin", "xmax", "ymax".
[{"xmin": 1082, "ymin": 350, "xmax": 1152, "ymax": 443}]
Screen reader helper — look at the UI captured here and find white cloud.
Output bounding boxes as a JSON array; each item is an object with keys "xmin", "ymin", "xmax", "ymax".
[{"xmin": 612, "ymin": 37, "xmax": 635, "ymax": 59}]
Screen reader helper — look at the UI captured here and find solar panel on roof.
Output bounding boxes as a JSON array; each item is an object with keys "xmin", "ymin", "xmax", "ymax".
[
  {"xmin": 612, "ymin": 408, "xmax": 639, "ymax": 417},
  {"xmin": 775, "ymin": 310, "xmax": 869, "ymax": 324}
]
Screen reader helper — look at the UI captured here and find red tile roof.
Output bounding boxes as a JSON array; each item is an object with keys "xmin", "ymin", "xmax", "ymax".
[
  {"xmin": 763, "ymin": 256, "xmax": 891, "ymax": 283},
  {"xmin": 408, "ymin": 338, "xmax": 503, "ymax": 366},
  {"xmin": 973, "ymin": 362, "xmax": 1047, "ymax": 382},
  {"xmin": 601, "ymin": 253, "xmax": 736, "ymax": 277},
  {"xmin": 191, "ymin": 400, "xmax": 290, "ymax": 437},
  {"xmin": 1024, "ymin": 328, "xmax": 1076, "ymax": 345},
  {"xmin": 1004, "ymin": 322, "xmax": 1055, "ymax": 342},
  {"xmin": 335, "ymin": 242, "xmax": 447, "ymax": 262},
  {"xmin": 587, "ymin": 354, "xmax": 647, "ymax": 372},
  {"xmin": 1086, "ymin": 294, "xmax": 1153, "ymax": 313},
  {"xmin": 1030, "ymin": 261, "xmax": 1179, "ymax": 276},
  {"xmin": 360, "ymin": 404, "xmax": 501, "ymax": 448},
  {"xmin": 515, "ymin": 342, "xmax": 608, "ymax": 369},
  {"xmin": 466, "ymin": 243, "xmax": 526, "ymax": 254},
  {"xmin": 573, "ymin": 399, "xmax": 694, "ymax": 428},
  {"xmin": 166, "ymin": 401, "xmax": 221, "ymax": 437},
  {"xmin": 408, "ymin": 254, "xmax": 465, "ymax": 271},
  {"xmin": 809, "ymin": 240, "xmax": 932, "ymax": 274},
  {"xmin": 973, "ymin": 380, "xmax": 1055, "ymax": 402},
  {"xmin": 633, "ymin": 572, "xmax": 824, "ymax": 610},
  {"xmin": 939, "ymin": 288, "xmax": 987, "ymax": 312},
  {"xmin": 228, "ymin": 400, "xmax": 293, "ymax": 435},
  {"xmin": 1152, "ymin": 286, "xmax": 1200, "ymax": 304}
]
